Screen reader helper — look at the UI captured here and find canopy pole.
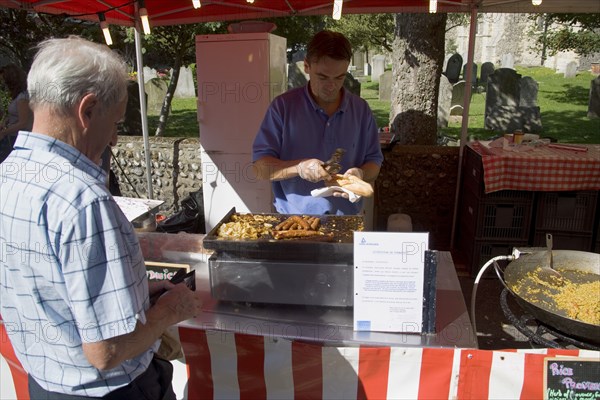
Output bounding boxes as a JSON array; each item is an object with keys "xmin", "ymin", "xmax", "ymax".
[
  {"xmin": 134, "ymin": 26, "xmax": 154, "ymax": 199},
  {"xmin": 450, "ymin": 5, "xmax": 478, "ymax": 249}
]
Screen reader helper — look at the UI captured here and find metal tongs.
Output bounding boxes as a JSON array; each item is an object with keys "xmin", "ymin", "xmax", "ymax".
[{"xmin": 323, "ymin": 148, "xmax": 345, "ymax": 175}]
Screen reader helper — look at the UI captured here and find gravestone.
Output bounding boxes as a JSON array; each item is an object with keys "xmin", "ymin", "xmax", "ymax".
[
  {"xmin": 118, "ymin": 80, "xmax": 144, "ymax": 136},
  {"xmin": 443, "ymin": 54, "xmax": 453, "ymax": 70},
  {"xmin": 371, "ymin": 55, "xmax": 386, "ymax": 83},
  {"xmin": 353, "ymin": 50, "xmax": 365, "ymax": 75},
  {"xmin": 379, "ymin": 70, "xmax": 392, "ymax": 101},
  {"xmin": 444, "ymin": 54, "xmax": 463, "ymax": 84},
  {"xmin": 501, "ymin": 54, "xmax": 514, "ymax": 69},
  {"xmin": 142, "ymin": 66, "xmax": 158, "ymax": 83},
  {"xmin": 437, "ymin": 74, "xmax": 453, "ymax": 127},
  {"xmin": 364, "ymin": 63, "xmax": 371, "ymax": 76},
  {"xmin": 462, "ymin": 63, "xmax": 478, "ymax": 86},
  {"xmin": 291, "ymin": 50, "xmax": 306, "ymax": 63},
  {"xmin": 479, "ymin": 62, "xmax": 495, "ymax": 91},
  {"xmin": 287, "ymin": 61, "xmax": 308, "ymax": 90},
  {"xmin": 588, "ymin": 76, "xmax": 600, "ymax": 119},
  {"xmin": 564, "ymin": 61, "xmax": 578, "ymax": 78},
  {"xmin": 450, "ymin": 81, "xmax": 468, "ymax": 116},
  {"xmin": 146, "ymin": 77, "xmax": 169, "ymax": 114},
  {"xmin": 174, "ymin": 66, "xmax": 196, "ymax": 98},
  {"xmin": 519, "ymin": 76, "xmax": 542, "ymax": 132},
  {"xmin": 519, "ymin": 76, "xmax": 538, "ymax": 107},
  {"xmin": 343, "ymin": 72, "xmax": 361, "ymax": 96},
  {"xmin": 485, "ymin": 68, "xmax": 521, "ymax": 131}
]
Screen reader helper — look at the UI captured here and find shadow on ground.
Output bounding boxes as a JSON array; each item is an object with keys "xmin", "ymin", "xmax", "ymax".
[{"xmin": 458, "ymin": 275, "xmax": 532, "ymax": 350}]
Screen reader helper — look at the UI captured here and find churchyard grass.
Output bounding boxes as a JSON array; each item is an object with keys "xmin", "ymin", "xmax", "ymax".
[
  {"xmin": 439, "ymin": 66, "xmax": 599, "ymax": 144},
  {"xmin": 147, "ymin": 97, "xmax": 199, "ymax": 138},
  {"xmin": 151, "ymin": 66, "xmax": 599, "ymax": 144}
]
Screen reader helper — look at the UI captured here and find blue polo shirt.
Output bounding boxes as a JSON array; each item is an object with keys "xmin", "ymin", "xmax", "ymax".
[{"xmin": 252, "ymin": 85, "xmax": 383, "ymax": 215}]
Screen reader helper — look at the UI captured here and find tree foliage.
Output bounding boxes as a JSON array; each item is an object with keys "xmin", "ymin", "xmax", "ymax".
[
  {"xmin": 0, "ymin": 8, "xmax": 97, "ymax": 68},
  {"xmin": 534, "ymin": 13, "xmax": 600, "ymax": 57},
  {"xmin": 327, "ymin": 14, "xmax": 395, "ymax": 53},
  {"xmin": 267, "ymin": 16, "xmax": 326, "ymax": 56}
]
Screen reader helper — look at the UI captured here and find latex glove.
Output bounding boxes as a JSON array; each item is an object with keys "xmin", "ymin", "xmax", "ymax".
[{"xmin": 297, "ymin": 159, "xmax": 330, "ymax": 183}]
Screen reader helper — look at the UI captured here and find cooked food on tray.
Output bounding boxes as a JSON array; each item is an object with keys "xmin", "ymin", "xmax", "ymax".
[
  {"xmin": 510, "ymin": 266, "xmax": 600, "ymax": 326},
  {"xmin": 274, "ymin": 215, "xmax": 320, "ymax": 231},
  {"xmin": 217, "ymin": 213, "xmax": 279, "ymax": 239},
  {"xmin": 213, "ymin": 211, "xmax": 363, "ymax": 242}
]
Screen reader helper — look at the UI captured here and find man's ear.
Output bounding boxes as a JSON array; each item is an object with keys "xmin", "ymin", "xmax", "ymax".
[
  {"xmin": 304, "ymin": 59, "xmax": 310, "ymax": 74},
  {"xmin": 77, "ymin": 93, "xmax": 98, "ymax": 129}
]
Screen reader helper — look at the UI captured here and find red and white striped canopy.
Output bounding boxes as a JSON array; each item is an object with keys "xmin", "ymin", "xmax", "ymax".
[{"xmin": 0, "ymin": 0, "xmax": 598, "ymax": 27}]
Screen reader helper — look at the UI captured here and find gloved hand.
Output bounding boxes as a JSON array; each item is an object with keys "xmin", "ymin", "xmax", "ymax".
[
  {"xmin": 343, "ymin": 167, "xmax": 364, "ymax": 180},
  {"xmin": 331, "ymin": 168, "xmax": 369, "ymax": 199},
  {"xmin": 297, "ymin": 159, "xmax": 330, "ymax": 183}
]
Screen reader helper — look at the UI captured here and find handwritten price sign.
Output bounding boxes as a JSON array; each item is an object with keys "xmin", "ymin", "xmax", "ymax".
[{"xmin": 544, "ymin": 357, "xmax": 600, "ymax": 400}]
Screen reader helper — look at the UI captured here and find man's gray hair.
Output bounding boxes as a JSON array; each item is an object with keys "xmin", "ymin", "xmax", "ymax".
[{"xmin": 28, "ymin": 36, "xmax": 128, "ymax": 113}]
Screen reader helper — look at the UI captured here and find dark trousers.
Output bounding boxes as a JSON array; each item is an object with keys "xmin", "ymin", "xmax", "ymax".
[{"xmin": 28, "ymin": 357, "xmax": 176, "ymax": 400}]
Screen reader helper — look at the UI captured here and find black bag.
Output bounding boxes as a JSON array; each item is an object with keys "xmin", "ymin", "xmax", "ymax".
[{"xmin": 156, "ymin": 190, "xmax": 205, "ymax": 234}]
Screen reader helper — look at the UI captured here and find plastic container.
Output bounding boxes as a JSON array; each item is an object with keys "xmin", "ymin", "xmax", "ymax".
[
  {"xmin": 534, "ymin": 191, "xmax": 598, "ymax": 233},
  {"xmin": 459, "ymin": 190, "xmax": 533, "ymax": 240}
]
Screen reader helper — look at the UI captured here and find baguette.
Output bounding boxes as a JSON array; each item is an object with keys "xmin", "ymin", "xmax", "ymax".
[{"xmin": 326, "ymin": 174, "xmax": 374, "ymax": 197}]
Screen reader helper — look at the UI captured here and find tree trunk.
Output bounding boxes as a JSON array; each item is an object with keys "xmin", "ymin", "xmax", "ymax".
[
  {"xmin": 389, "ymin": 13, "xmax": 447, "ymax": 145},
  {"xmin": 155, "ymin": 58, "xmax": 181, "ymax": 136}
]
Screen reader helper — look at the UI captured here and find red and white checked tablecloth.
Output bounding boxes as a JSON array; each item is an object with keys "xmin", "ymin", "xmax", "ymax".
[
  {"xmin": 2, "ymin": 323, "xmax": 599, "ymax": 400},
  {"xmin": 470, "ymin": 142, "xmax": 600, "ymax": 193}
]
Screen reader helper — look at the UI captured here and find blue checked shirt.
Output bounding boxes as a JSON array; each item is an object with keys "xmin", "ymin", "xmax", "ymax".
[{"xmin": 0, "ymin": 132, "xmax": 157, "ymax": 397}]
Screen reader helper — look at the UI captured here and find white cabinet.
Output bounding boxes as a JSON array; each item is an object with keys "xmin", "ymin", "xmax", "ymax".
[{"xmin": 196, "ymin": 33, "xmax": 287, "ymax": 231}]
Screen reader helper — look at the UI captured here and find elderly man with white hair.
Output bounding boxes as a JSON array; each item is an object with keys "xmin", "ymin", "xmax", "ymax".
[{"xmin": 0, "ymin": 36, "xmax": 201, "ymax": 400}]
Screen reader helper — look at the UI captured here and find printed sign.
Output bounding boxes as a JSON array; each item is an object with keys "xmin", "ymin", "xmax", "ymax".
[{"xmin": 353, "ymin": 231, "xmax": 429, "ymax": 333}]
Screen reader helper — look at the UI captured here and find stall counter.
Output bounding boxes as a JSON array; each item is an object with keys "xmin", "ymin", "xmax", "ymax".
[{"xmin": 3, "ymin": 233, "xmax": 598, "ymax": 399}]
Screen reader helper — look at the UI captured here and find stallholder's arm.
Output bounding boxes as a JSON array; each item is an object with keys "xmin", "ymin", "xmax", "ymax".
[{"xmin": 253, "ymin": 156, "xmax": 380, "ymax": 185}]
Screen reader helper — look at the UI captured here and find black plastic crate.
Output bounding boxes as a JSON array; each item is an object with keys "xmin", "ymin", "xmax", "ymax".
[
  {"xmin": 458, "ymin": 190, "xmax": 532, "ymax": 240},
  {"xmin": 461, "ymin": 237, "xmax": 527, "ymax": 278},
  {"xmin": 535, "ymin": 191, "xmax": 598, "ymax": 233},
  {"xmin": 533, "ymin": 231, "xmax": 593, "ymax": 252},
  {"xmin": 462, "ymin": 145, "xmax": 484, "ymax": 196}
]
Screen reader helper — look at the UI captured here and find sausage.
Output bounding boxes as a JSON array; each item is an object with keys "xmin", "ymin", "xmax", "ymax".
[
  {"xmin": 274, "ymin": 219, "xmax": 289, "ymax": 231},
  {"xmin": 272, "ymin": 230, "xmax": 334, "ymax": 241},
  {"xmin": 291, "ymin": 215, "xmax": 311, "ymax": 230},
  {"xmin": 309, "ymin": 217, "xmax": 320, "ymax": 230},
  {"xmin": 281, "ymin": 218, "xmax": 295, "ymax": 230}
]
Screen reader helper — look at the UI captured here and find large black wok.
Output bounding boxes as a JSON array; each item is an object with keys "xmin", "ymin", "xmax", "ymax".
[{"xmin": 502, "ymin": 250, "xmax": 600, "ymax": 344}]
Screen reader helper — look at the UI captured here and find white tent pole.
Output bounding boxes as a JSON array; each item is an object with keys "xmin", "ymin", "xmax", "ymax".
[
  {"xmin": 450, "ymin": 5, "xmax": 478, "ymax": 249},
  {"xmin": 133, "ymin": 26, "xmax": 154, "ymax": 199}
]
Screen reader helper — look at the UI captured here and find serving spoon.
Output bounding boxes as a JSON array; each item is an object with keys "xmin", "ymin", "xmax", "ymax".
[{"xmin": 538, "ymin": 233, "xmax": 564, "ymax": 285}]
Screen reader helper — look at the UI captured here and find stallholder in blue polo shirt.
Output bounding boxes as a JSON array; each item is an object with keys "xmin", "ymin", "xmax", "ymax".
[{"xmin": 252, "ymin": 30, "xmax": 384, "ymax": 216}]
